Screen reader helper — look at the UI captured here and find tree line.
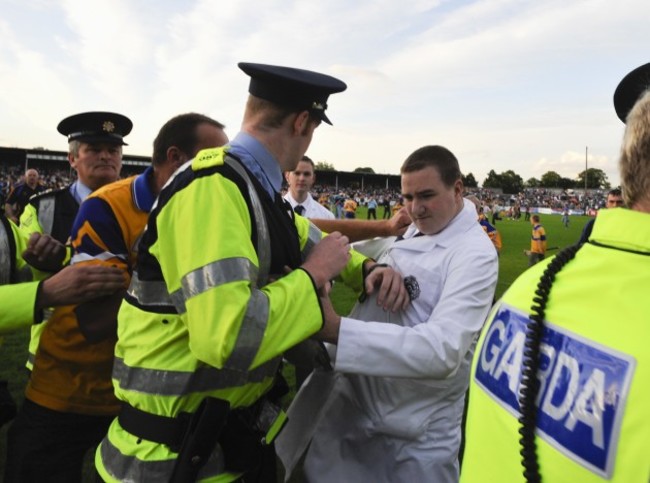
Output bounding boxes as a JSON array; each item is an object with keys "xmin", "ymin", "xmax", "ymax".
[
  {"xmin": 314, "ymin": 162, "xmax": 611, "ymax": 195},
  {"xmin": 469, "ymin": 168, "xmax": 610, "ymax": 193}
]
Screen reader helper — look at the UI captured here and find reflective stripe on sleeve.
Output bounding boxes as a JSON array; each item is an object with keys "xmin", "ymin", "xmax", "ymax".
[
  {"xmin": 180, "ymin": 257, "xmax": 258, "ymax": 307},
  {"xmin": 301, "ymin": 222, "xmax": 323, "ymax": 260},
  {"xmin": 128, "ymin": 256, "xmax": 258, "ymax": 314},
  {"xmin": 112, "ymin": 356, "xmax": 281, "ymax": 396}
]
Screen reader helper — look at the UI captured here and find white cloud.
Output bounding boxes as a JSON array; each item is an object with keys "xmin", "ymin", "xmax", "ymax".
[{"xmin": 2, "ymin": 0, "xmax": 650, "ymax": 185}]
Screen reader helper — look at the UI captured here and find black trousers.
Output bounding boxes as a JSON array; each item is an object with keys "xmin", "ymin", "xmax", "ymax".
[{"xmin": 4, "ymin": 398, "xmax": 114, "ymax": 483}]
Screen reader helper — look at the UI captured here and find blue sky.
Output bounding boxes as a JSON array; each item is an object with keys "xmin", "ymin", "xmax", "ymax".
[{"xmin": 1, "ymin": 0, "xmax": 649, "ymax": 187}]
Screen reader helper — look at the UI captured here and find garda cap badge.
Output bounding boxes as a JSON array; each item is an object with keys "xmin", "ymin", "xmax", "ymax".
[{"xmin": 102, "ymin": 121, "xmax": 115, "ymax": 133}]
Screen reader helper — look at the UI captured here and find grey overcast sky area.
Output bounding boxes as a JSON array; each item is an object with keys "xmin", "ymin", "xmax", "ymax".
[{"xmin": 1, "ymin": 0, "xmax": 648, "ymax": 186}]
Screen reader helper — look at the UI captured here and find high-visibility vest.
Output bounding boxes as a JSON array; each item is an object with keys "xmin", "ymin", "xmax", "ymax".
[
  {"xmin": 462, "ymin": 208, "xmax": 650, "ymax": 483},
  {"xmin": 0, "ymin": 216, "xmax": 40, "ymax": 334},
  {"xmin": 97, "ymin": 147, "xmax": 367, "ymax": 482}
]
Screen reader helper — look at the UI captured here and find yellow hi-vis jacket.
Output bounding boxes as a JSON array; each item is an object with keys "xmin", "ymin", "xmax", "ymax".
[
  {"xmin": 461, "ymin": 208, "xmax": 650, "ymax": 483},
  {"xmin": 0, "ymin": 215, "xmax": 43, "ymax": 334},
  {"xmin": 96, "ymin": 148, "xmax": 368, "ymax": 482}
]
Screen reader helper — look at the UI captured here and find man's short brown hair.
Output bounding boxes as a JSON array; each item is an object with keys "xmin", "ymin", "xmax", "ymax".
[{"xmin": 400, "ymin": 145, "xmax": 461, "ymax": 187}]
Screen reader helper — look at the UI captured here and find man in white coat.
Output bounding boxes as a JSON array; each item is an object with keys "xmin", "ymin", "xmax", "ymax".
[
  {"xmin": 283, "ymin": 155, "xmax": 335, "ymax": 219},
  {"xmin": 303, "ymin": 145, "xmax": 499, "ymax": 482}
]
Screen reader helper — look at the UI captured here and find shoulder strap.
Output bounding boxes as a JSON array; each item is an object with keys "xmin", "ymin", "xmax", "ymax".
[{"xmin": 223, "ymin": 154, "xmax": 271, "ymax": 287}]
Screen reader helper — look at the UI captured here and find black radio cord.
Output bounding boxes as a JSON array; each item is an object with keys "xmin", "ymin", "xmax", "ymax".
[{"xmin": 518, "ymin": 244, "xmax": 581, "ymax": 483}]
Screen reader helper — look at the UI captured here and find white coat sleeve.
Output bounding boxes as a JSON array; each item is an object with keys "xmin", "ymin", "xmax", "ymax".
[{"xmin": 334, "ymin": 246, "xmax": 498, "ymax": 379}]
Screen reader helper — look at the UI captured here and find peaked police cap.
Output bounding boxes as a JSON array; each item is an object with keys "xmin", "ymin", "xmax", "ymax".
[
  {"xmin": 57, "ymin": 111, "xmax": 133, "ymax": 145},
  {"xmin": 614, "ymin": 63, "xmax": 650, "ymax": 124},
  {"xmin": 238, "ymin": 62, "xmax": 347, "ymax": 125}
]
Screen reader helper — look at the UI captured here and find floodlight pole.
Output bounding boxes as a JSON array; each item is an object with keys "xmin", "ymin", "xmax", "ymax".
[{"xmin": 585, "ymin": 146, "xmax": 588, "ymax": 194}]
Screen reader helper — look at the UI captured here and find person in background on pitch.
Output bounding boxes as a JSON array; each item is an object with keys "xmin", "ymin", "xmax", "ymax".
[
  {"xmin": 4, "ymin": 168, "xmax": 45, "ymax": 223},
  {"xmin": 525, "ymin": 214, "xmax": 546, "ymax": 266},
  {"xmin": 284, "ymin": 155, "xmax": 335, "ymax": 220}
]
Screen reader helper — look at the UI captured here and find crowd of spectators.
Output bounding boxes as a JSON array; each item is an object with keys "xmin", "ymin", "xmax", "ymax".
[
  {"xmin": 1, "ymin": 164, "xmax": 74, "ymax": 205},
  {"xmin": 1, "ymin": 162, "xmax": 144, "ymax": 205},
  {"xmin": 464, "ymin": 187, "xmax": 612, "ymax": 218},
  {"xmin": 298, "ymin": 183, "xmax": 613, "ymax": 220},
  {"xmin": 3, "ymin": 159, "xmax": 613, "ymax": 219}
]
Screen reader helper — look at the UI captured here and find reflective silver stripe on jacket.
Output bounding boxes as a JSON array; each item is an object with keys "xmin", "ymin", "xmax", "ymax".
[
  {"xmin": 180, "ymin": 257, "xmax": 258, "ymax": 311},
  {"xmin": 223, "ymin": 288, "xmax": 269, "ymax": 371},
  {"xmin": 37, "ymin": 197, "xmax": 55, "ymax": 235},
  {"xmin": 113, "ymin": 356, "xmax": 281, "ymax": 396},
  {"xmin": 301, "ymin": 222, "xmax": 323, "ymax": 261},
  {"xmin": 99, "ymin": 437, "xmax": 225, "ymax": 481},
  {"xmin": 128, "ymin": 256, "xmax": 259, "ymax": 314},
  {"xmin": 0, "ymin": 222, "xmax": 11, "ymax": 285}
]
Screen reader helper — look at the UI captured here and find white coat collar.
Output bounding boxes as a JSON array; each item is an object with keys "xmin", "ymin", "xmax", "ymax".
[{"xmin": 396, "ymin": 199, "xmax": 477, "ymax": 252}]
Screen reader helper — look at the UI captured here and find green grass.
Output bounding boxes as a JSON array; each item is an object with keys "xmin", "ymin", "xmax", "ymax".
[{"xmin": 0, "ymin": 211, "xmax": 589, "ymax": 479}]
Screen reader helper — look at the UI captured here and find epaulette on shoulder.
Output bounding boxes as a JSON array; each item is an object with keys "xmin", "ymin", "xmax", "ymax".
[
  {"xmin": 192, "ymin": 147, "xmax": 228, "ymax": 171},
  {"xmin": 29, "ymin": 186, "xmax": 68, "ymax": 203}
]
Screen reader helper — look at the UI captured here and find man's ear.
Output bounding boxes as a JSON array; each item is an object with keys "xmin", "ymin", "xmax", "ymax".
[
  {"xmin": 167, "ymin": 146, "xmax": 187, "ymax": 167},
  {"xmin": 454, "ymin": 179, "xmax": 464, "ymax": 197},
  {"xmin": 68, "ymin": 152, "xmax": 76, "ymax": 169},
  {"xmin": 292, "ymin": 110, "xmax": 311, "ymax": 136}
]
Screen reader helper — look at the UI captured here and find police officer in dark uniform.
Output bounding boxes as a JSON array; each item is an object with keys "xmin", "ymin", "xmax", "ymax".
[
  {"xmin": 19, "ymin": 111, "xmax": 132, "ymax": 371},
  {"xmin": 20, "ymin": 111, "xmax": 132, "ymax": 246}
]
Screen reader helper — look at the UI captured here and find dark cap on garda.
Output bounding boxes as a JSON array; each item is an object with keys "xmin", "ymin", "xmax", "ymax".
[
  {"xmin": 238, "ymin": 62, "xmax": 347, "ymax": 125},
  {"xmin": 57, "ymin": 111, "xmax": 133, "ymax": 145},
  {"xmin": 613, "ymin": 63, "xmax": 650, "ymax": 124}
]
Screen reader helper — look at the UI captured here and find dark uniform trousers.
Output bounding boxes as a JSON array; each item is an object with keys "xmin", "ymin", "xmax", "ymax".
[{"xmin": 4, "ymin": 399, "xmax": 114, "ymax": 483}]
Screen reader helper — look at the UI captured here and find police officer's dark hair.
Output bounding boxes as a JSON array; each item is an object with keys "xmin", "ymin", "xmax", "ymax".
[
  {"xmin": 245, "ymin": 97, "xmax": 321, "ymax": 130},
  {"xmin": 152, "ymin": 113, "xmax": 225, "ymax": 166},
  {"xmin": 400, "ymin": 145, "xmax": 462, "ymax": 187}
]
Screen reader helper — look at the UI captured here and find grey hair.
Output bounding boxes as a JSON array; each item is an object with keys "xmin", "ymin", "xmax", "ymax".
[{"xmin": 619, "ymin": 89, "xmax": 650, "ymax": 207}]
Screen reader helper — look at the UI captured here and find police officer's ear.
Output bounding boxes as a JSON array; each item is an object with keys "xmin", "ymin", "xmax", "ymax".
[{"xmin": 293, "ymin": 110, "xmax": 313, "ymax": 136}]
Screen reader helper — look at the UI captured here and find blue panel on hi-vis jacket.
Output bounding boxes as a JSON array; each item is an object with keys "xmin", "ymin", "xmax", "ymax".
[{"xmin": 474, "ymin": 304, "xmax": 636, "ymax": 478}]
